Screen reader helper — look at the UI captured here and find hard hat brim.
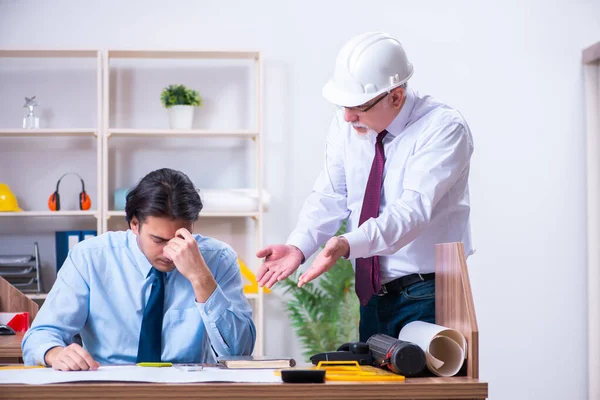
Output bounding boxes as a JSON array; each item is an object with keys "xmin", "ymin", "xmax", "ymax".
[
  {"xmin": 322, "ymin": 73, "xmax": 412, "ymax": 108},
  {"xmin": 322, "ymin": 80, "xmax": 384, "ymax": 107}
]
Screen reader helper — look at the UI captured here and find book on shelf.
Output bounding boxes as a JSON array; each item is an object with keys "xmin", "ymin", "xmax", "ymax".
[{"xmin": 217, "ymin": 355, "xmax": 296, "ymax": 369}]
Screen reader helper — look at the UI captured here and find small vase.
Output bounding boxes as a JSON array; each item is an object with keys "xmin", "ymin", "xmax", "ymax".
[{"xmin": 168, "ymin": 105, "xmax": 195, "ymax": 129}]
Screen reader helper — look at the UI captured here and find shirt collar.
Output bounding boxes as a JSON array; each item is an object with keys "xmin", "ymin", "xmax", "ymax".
[
  {"xmin": 127, "ymin": 229, "xmax": 154, "ymax": 279},
  {"xmin": 385, "ymin": 87, "xmax": 415, "ymax": 138},
  {"xmin": 127, "ymin": 230, "xmax": 177, "ymax": 279}
]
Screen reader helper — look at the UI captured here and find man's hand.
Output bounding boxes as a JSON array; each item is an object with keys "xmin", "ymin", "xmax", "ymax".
[
  {"xmin": 45, "ymin": 344, "xmax": 100, "ymax": 371},
  {"xmin": 298, "ymin": 236, "xmax": 349, "ymax": 287},
  {"xmin": 163, "ymin": 228, "xmax": 217, "ymax": 302},
  {"xmin": 256, "ymin": 244, "xmax": 304, "ymax": 288}
]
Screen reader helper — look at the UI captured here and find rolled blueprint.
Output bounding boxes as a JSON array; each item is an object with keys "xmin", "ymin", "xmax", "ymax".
[{"xmin": 398, "ymin": 321, "xmax": 467, "ymax": 377}]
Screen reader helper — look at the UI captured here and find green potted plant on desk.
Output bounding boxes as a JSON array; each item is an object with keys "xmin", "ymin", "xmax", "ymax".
[
  {"xmin": 279, "ymin": 221, "xmax": 360, "ymax": 361},
  {"xmin": 160, "ymin": 84, "xmax": 203, "ymax": 129}
]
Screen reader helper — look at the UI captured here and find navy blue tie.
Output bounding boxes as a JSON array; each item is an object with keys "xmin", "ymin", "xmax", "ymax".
[{"xmin": 137, "ymin": 268, "xmax": 165, "ymax": 363}]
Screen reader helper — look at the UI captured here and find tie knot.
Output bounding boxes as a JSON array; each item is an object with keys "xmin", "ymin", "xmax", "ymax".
[
  {"xmin": 151, "ymin": 268, "xmax": 164, "ymax": 281},
  {"xmin": 377, "ymin": 130, "xmax": 387, "ymax": 143}
]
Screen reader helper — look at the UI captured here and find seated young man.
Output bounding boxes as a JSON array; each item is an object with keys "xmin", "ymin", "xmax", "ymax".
[{"xmin": 22, "ymin": 168, "xmax": 256, "ymax": 370}]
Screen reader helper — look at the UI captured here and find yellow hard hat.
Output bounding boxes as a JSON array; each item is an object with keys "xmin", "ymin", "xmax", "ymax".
[{"xmin": 0, "ymin": 184, "xmax": 23, "ymax": 212}]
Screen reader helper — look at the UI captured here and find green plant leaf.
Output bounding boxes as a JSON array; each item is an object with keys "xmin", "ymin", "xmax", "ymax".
[{"xmin": 160, "ymin": 84, "xmax": 203, "ymax": 108}]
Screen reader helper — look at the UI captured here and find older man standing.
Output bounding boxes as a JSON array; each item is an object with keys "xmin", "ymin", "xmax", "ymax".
[{"xmin": 257, "ymin": 32, "xmax": 474, "ymax": 342}]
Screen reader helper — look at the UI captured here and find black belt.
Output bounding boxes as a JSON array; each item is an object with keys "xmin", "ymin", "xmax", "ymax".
[{"xmin": 377, "ymin": 273, "xmax": 435, "ymax": 296}]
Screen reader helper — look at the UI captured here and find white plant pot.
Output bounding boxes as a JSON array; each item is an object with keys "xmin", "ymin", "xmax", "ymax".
[{"xmin": 168, "ymin": 105, "xmax": 195, "ymax": 129}]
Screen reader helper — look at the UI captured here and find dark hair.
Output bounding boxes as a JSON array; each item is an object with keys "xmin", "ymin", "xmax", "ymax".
[{"xmin": 125, "ymin": 168, "xmax": 203, "ymax": 226}]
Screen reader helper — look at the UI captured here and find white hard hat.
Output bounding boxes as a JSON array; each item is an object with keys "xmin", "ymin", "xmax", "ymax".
[{"xmin": 322, "ymin": 32, "xmax": 414, "ymax": 107}]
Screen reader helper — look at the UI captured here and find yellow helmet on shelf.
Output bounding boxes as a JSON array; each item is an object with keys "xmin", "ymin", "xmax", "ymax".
[
  {"xmin": 238, "ymin": 258, "xmax": 270, "ymax": 294},
  {"xmin": 0, "ymin": 184, "xmax": 23, "ymax": 212}
]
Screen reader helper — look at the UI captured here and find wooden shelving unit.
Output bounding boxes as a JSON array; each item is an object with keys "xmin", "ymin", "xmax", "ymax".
[
  {"xmin": 107, "ymin": 129, "xmax": 258, "ymax": 138},
  {"xmin": 106, "ymin": 210, "xmax": 260, "ymax": 219},
  {"xmin": 0, "ymin": 49, "xmax": 103, "ymax": 234},
  {"xmin": 0, "ymin": 211, "xmax": 99, "ymax": 217},
  {"xmin": 0, "ymin": 128, "xmax": 97, "ymax": 137},
  {"xmin": 1, "ymin": 48, "xmax": 267, "ymax": 356}
]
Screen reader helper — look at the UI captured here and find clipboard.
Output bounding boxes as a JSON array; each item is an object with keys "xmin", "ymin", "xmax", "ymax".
[{"xmin": 276, "ymin": 361, "xmax": 405, "ymax": 382}]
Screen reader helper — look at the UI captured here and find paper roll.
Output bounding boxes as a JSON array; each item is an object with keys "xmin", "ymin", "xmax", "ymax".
[{"xmin": 398, "ymin": 321, "xmax": 467, "ymax": 377}]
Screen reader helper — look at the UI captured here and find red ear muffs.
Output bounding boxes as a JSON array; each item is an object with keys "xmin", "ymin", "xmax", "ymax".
[
  {"xmin": 48, "ymin": 191, "xmax": 60, "ymax": 211},
  {"xmin": 80, "ymin": 192, "xmax": 91, "ymax": 211},
  {"xmin": 49, "ymin": 173, "xmax": 91, "ymax": 211}
]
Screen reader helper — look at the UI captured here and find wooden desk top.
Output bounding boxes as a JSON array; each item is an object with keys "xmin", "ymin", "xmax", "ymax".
[
  {"xmin": 0, "ymin": 332, "xmax": 23, "ymax": 358},
  {"xmin": 0, "ymin": 333, "xmax": 488, "ymax": 399},
  {"xmin": 1, "ymin": 377, "xmax": 488, "ymax": 399}
]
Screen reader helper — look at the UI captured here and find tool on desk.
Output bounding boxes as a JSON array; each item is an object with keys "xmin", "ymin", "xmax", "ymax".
[
  {"xmin": 276, "ymin": 361, "xmax": 405, "ymax": 382},
  {"xmin": 0, "ymin": 323, "xmax": 16, "ymax": 335},
  {"xmin": 136, "ymin": 362, "xmax": 172, "ymax": 367},
  {"xmin": 367, "ymin": 333, "xmax": 426, "ymax": 377},
  {"xmin": 309, "ymin": 341, "xmax": 373, "ymax": 365},
  {"xmin": 280, "ymin": 369, "xmax": 325, "ymax": 383},
  {"xmin": 314, "ymin": 361, "xmax": 405, "ymax": 381},
  {"xmin": 310, "ymin": 334, "xmax": 426, "ymax": 377},
  {"xmin": 174, "ymin": 364, "xmax": 204, "ymax": 371}
]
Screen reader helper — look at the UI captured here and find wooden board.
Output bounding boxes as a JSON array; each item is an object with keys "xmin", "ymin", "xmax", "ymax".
[
  {"xmin": 0, "ymin": 276, "xmax": 39, "ymax": 323},
  {"xmin": 435, "ymin": 242, "xmax": 479, "ymax": 379}
]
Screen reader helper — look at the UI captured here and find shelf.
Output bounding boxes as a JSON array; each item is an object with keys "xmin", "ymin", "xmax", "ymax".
[
  {"xmin": 0, "ymin": 129, "xmax": 97, "ymax": 137},
  {"xmin": 0, "ymin": 211, "xmax": 99, "ymax": 217},
  {"xmin": 0, "ymin": 50, "xmax": 99, "ymax": 58},
  {"xmin": 108, "ymin": 50, "xmax": 259, "ymax": 60},
  {"xmin": 107, "ymin": 210, "xmax": 259, "ymax": 218},
  {"xmin": 107, "ymin": 129, "xmax": 258, "ymax": 138},
  {"xmin": 25, "ymin": 293, "xmax": 48, "ymax": 300}
]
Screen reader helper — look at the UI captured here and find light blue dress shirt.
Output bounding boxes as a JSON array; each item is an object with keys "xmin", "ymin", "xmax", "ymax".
[{"xmin": 22, "ymin": 230, "xmax": 256, "ymax": 366}]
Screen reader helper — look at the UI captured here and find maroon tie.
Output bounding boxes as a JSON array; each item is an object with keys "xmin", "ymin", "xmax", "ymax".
[{"xmin": 355, "ymin": 130, "xmax": 387, "ymax": 306}]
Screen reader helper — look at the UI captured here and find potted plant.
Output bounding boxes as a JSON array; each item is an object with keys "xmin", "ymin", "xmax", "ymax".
[
  {"xmin": 160, "ymin": 84, "xmax": 203, "ymax": 129},
  {"xmin": 279, "ymin": 221, "xmax": 360, "ymax": 361}
]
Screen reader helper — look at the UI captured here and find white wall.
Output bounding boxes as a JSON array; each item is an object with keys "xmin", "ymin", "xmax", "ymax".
[{"xmin": 1, "ymin": 0, "xmax": 599, "ymax": 398}]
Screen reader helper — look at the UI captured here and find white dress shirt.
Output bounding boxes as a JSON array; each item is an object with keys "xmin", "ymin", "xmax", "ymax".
[{"xmin": 287, "ymin": 88, "xmax": 474, "ymax": 283}]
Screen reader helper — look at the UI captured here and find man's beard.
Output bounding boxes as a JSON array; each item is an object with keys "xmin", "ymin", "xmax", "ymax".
[{"xmin": 352, "ymin": 122, "xmax": 377, "ymax": 140}]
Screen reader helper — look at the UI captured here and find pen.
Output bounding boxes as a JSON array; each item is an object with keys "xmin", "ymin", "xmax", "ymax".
[
  {"xmin": 136, "ymin": 362, "xmax": 173, "ymax": 367},
  {"xmin": 0, "ymin": 365, "xmax": 46, "ymax": 370}
]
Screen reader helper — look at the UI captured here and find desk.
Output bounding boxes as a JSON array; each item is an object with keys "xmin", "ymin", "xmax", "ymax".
[
  {"xmin": 1, "ymin": 377, "xmax": 487, "ymax": 399},
  {"xmin": 0, "ymin": 332, "xmax": 23, "ymax": 363},
  {"xmin": 0, "ymin": 339, "xmax": 488, "ymax": 400},
  {"xmin": 0, "ymin": 244, "xmax": 489, "ymax": 398}
]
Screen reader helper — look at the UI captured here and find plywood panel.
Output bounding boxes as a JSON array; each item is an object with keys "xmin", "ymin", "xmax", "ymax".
[
  {"xmin": 435, "ymin": 242, "xmax": 479, "ymax": 379},
  {"xmin": 0, "ymin": 276, "xmax": 39, "ymax": 323}
]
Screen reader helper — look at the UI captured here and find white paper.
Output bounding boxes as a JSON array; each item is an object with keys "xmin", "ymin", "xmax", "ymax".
[
  {"xmin": 398, "ymin": 321, "xmax": 467, "ymax": 377},
  {"xmin": 0, "ymin": 366, "xmax": 282, "ymax": 385},
  {"xmin": 200, "ymin": 189, "xmax": 271, "ymax": 212}
]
